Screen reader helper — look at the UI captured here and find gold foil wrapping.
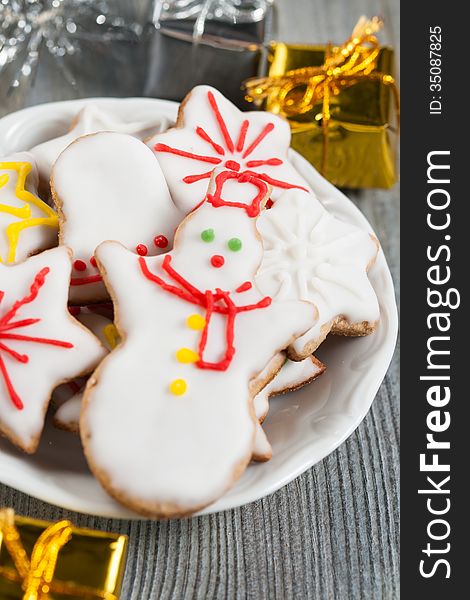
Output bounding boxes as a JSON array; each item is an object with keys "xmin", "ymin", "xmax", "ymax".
[
  {"xmin": 262, "ymin": 42, "xmax": 398, "ymax": 189},
  {"xmin": 0, "ymin": 510, "xmax": 127, "ymax": 600}
]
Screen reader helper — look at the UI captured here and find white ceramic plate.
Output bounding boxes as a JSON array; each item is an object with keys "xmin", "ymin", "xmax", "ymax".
[{"xmin": 0, "ymin": 98, "xmax": 398, "ymax": 518}]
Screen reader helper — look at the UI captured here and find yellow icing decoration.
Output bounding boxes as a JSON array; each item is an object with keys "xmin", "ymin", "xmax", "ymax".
[
  {"xmin": 176, "ymin": 348, "xmax": 200, "ymax": 363},
  {"xmin": 0, "ymin": 174, "xmax": 10, "ymax": 188},
  {"xmin": 186, "ymin": 314, "xmax": 206, "ymax": 330},
  {"xmin": 170, "ymin": 379, "xmax": 187, "ymax": 396},
  {"xmin": 0, "ymin": 161, "xmax": 58, "ymax": 264},
  {"xmin": 103, "ymin": 323, "xmax": 120, "ymax": 350}
]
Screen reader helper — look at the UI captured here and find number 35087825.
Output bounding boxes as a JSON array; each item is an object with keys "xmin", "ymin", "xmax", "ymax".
[{"xmin": 429, "ymin": 26, "xmax": 442, "ymax": 93}]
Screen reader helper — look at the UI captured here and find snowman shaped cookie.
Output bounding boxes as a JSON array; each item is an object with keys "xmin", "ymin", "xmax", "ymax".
[{"xmin": 81, "ymin": 170, "xmax": 315, "ymax": 518}]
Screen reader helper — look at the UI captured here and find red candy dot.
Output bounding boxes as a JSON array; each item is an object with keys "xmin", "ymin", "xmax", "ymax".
[
  {"xmin": 210, "ymin": 255, "xmax": 225, "ymax": 268},
  {"xmin": 90, "ymin": 256, "xmax": 97, "ymax": 268},
  {"xmin": 73, "ymin": 259, "xmax": 87, "ymax": 272},
  {"xmin": 266, "ymin": 199, "xmax": 274, "ymax": 209},
  {"xmin": 136, "ymin": 244, "xmax": 148, "ymax": 256},
  {"xmin": 154, "ymin": 235, "xmax": 169, "ymax": 249}
]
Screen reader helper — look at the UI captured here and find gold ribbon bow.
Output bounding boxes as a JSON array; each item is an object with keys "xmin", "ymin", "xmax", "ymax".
[
  {"xmin": 0, "ymin": 509, "xmax": 117, "ymax": 600},
  {"xmin": 244, "ymin": 16, "xmax": 400, "ymax": 176}
]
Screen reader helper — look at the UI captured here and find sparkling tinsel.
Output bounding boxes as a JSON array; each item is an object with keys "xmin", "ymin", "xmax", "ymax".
[{"xmin": 0, "ymin": 0, "xmax": 142, "ymax": 90}]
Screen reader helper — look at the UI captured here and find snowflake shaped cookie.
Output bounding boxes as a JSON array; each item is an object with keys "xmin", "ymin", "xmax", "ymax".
[
  {"xmin": 147, "ymin": 85, "xmax": 310, "ymax": 213},
  {"xmin": 0, "ymin": 247, "xmax": 106, "ymax": 453},
  {"xmin": 256, "ymin": 189, "xmax": 380, "ymax": 358}
]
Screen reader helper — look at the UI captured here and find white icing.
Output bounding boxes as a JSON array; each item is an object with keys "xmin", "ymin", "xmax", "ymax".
[
  {"xmin": 61, "ymin": 313, "xmax": 320, "ymax": 459},
  {"xmin": 251, "ymin": 356, "xmax": 324, "ymax": 460},
  {"xmin": 54, "ymin": 393, "xmax": 81, "ymax": 431},
  {"xmin": 256, "ymin": 189, "xmax": 380, "ymax": 356},
  {"xmin": 82, "ymin": 171, "xmax": 315, "ymax": 515},
  {"xmin": 254, "ymin": 356, "xmax": 324, "ymax": 423},
  {"xmin": 30, "ymin": 103, "xmax": 172, "ymax": 183},
  {"xmin": 0, "ymin": 247, "xmax": 106, "ymax": 452},
  {"xmin": 51, "ymin": 132, "xmax": 184, "ymax": 304},
  {"xmin": 0, "ymin": 152, "xmax": 58, "ymax": 264},
  {"xmin": 147, "ymin": 85, "xmax": 311, "ymax": 214},
  {"xmin": 53, "ymin": 309, "xmax": 116, "ymax": 430}
]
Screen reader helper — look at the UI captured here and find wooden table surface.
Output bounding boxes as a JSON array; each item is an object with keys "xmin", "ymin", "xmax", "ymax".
[{"xmin": 0, "ymin": 1, "xmax": 399, "ymax": 598}]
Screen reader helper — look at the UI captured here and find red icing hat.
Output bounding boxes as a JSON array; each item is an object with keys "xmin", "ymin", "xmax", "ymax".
[{"xmin": 205, "ymin": 170, "xmax": 269, "ymax": 218}]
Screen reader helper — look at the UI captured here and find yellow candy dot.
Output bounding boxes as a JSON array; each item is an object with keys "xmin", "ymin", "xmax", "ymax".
[
  {"xmin": 103, "ymin": 323, "xmax": 120, "ymax": 350},
  {"xmin": 170, "ymin": 379, "xmax": 187, "ymax": 396},
  {"xmin": 186, "ymin": 314, "xmax": 206, "ymax": 330},
  {"xmin": 176, "ymin": 348, "xmax": 200, "ymax": 363}
]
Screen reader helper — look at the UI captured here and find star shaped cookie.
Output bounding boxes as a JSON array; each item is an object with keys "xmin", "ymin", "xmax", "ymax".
[
  {"xmin": 0, "ymin": 247, "xmax": 106, "ymax": 453},
  {"xmin": 148, "ymin": 85, "xmax": 311, "ymax": 213}
]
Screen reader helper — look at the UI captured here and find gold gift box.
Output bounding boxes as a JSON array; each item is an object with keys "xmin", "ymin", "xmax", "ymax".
[
  {"xmin": 0, "ymin": 512, "xmax": 127, "ymax": 599},
  {"xmin": 265, "ymin": 43, "xmax": 398, "ymax": 189}
]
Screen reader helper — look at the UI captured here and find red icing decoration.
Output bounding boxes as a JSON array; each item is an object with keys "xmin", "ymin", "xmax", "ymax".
[
  {"xmin": 207, "ymin": 90, "xmax": 234, "ymax": 152},
  {"xmin": 159, "ymin": 94, "xmax": 309, "ymax": 193},
  {"xmin": 90, "ymin": 256, "xmax": 98, "ymax": 268},
  {"xmin": 210, "ymin": 255, "xmax": 225, "ymax": 268},
  {"xmin": 246, "ymin": 158, "xmax": 283, "ymax": 168},
  {"xmin": 225, "ymin": 160, "xmax": 240, "ymax": 171},
  {"xmin": 136, "ymin": 244, "xmax": 148, "ymax": 256},
  {"xmin": 245, "ymin": 170, "xmax": 309, "ymax": 192},
  {"xmin": 235, "ymin": 281, "xmax": 252, "ymax": 293},
  {"xmin": 139, "ymin": 256, "xmax": 271, "ymax": 371},
  {"xmin": 70, "ymin": 274, "xmax": 103, "ymax": 286},
  {"xmin": 196, "ymin": 126, "xmax": 225, "ymax": 155},
  {"xmin": 236, "ymin": 119, "xmax": 249, "ymax": 153},
  {"xmin": 266, "ymin": 199, "xmax": 274, "ymax": 209},
  {"xmin": 242, "ymin": 123, "xmax": 275, "ymax": 159},
  {"xmin": 0, "ymin": 268, "xmax": 74, "ymax": 410},
  {"xmin": 183, "ymin": 171, "xmax": 213, "ymax": 184},
  {"xmin": 73, "ymin": 259, "xmax": 87, "ymax": 272},
  {"xmin": 154, "ymin": 143, "xmax": 222, "ymax": 165},
  {"xmin": 206, "ymin": 171, "xmax": 268, "ymax": 218},
  {"xmin": 154, "ymin": 235, "xmax": 169, "ymax": 249}
]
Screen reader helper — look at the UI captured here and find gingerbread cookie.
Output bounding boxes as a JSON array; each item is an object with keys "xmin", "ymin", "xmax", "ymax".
[
  {"xmin": 251, "ymin": 355, "xmax": 325, "ymax": 462},
  {"xmin": 51, "ymin": 132, "xmax": 183, "ymax": 304},
  {"xmin": 254, "ymin": 355, "xmax": 326, "ymax": 425},
  {"xmin": 255, "ymin": 189, "xmax": 380, "ymax": 359},
  {"xmin": 147, "ymin": 85, "xmax": 310, "ymax": 213},
  {"xmin": 81, "ymin": 170, "xmax": 315, "ymax": 517},
  {"xmin": 0, "ymin": 153, "xmax": 58, "ymax": 265},
  {"xmin": 53, "ymin": 309, "xmax": 118, "ymax": 432},
  {"xmin": 0, "ymin": 247, "xmax": 106, "ymax": 453},
  {"xmin": 30, "ymin": 103, "xmax": 173, "ymax": 185}
]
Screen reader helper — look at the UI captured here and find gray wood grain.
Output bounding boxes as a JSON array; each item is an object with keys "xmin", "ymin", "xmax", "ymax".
[{"xmin": 0, "ymin": 1, "xmax": 399, "ymax": 598}]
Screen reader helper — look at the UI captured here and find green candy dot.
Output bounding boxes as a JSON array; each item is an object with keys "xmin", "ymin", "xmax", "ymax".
[
  {"xmin": 228, "ymin": 237, "xmax": 242, "ymax": 252},
  {"xmin": 201, "ymin": 228, "xmax": 215, "ymax": 243}
]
